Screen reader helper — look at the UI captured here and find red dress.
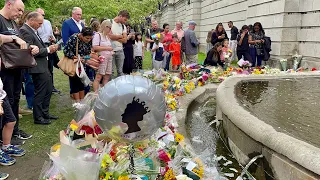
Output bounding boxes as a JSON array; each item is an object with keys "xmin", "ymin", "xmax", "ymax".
[{"xmin": 169, "ymin": 42, "xmax": 181, "ymax": 65}]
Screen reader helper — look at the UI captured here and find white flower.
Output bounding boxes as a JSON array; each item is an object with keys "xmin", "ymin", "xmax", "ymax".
[
  {"xmin": 280, "ymin": 59, "xmax": 287, "ymax": 62},
  {"xmin": 176, "ymin": 174, "xmax": 193, "ymax": 180}
]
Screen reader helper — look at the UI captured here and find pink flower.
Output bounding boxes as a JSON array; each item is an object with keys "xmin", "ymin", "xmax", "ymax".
[
  {"xmin": 98, "ymin": 55, "xmax": 105, "ymax": 62},
  {"xmin": 158, "ymin": 149, "xmax": 171, "ymax": 163},
  {"xmin": 202, "ymin": 73, "xmax": 209, "ymax": 81}
]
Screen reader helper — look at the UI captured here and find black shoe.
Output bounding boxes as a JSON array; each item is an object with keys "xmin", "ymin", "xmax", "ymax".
[
  {"xmin": 52, "ymin": 88, "xmax": 61, "ymax": 94},
  {"xmin": 43, "ymin": 114, "xmax": 59, "ymax": 120},
  {"xmin": 13, "ymin": 130, "xmax": 33, "ymax": 140},
  {"xmin": 0, "ymin": 137, "xmax": 25, "ymax": 147},
  {"xmin": 34, "ymin": 117, "xmax": 51, "ymax": 125}
]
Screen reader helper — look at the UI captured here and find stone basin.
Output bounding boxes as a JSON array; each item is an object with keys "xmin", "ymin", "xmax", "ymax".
[{"xmin": 216, "ymin": 73, "xmax": 320, "ymax": 179}]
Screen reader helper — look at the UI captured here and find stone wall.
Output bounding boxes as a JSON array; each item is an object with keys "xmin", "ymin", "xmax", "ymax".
[{"xmin": 154, "ymin": 0, "xmax": 320, "ymax": 67}]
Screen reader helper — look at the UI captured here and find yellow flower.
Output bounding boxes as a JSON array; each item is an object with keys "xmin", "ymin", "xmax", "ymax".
[
  {"xmin": 164, "ymin": 169, "xmax": 175, "ymax": 180},
  {"xmin": 188, "ymin": 82, "xmax": 195, "ymax": 90},
  {"xmin": 253, "ymin": 69, "xmax": 262, "ymax": 74},
  {"xmin": 175, "ymin": 133, "xmax": 185, "ymax": 142},
  {"xmin": 118, "ymin": 176, "xmax": 130, "ymax": 180},
  {"xmin": 198, "ymin": 81, "xmax": 203, "ymax": 86},
  {"xmin": 70, "ymin": 124, "xmax": 78, "ymax": 131},
  {"xmin": 184, "ymin": 84, "xmax": 191, "ymax": 94},
  {"xmin": 101, "ymin": 154, "xmax": 113, "ymax": 168},
  {"xmin": 174, "ymin": 77, "xmax": 181, "ymax": 84},
  {"xmin": 228, "ymin": 49, "xmax": 232, "ymax": 53}
]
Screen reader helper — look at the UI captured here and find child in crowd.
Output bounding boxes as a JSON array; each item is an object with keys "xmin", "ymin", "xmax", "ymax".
[
  {"xmin": 0, "ymin": 78, "xmax": 25, "ymax": 180},
  {"xmin": 151, "ymin": 34, "xmax": 165, "ymax": 70},
  {"xmin": 133, "ymin": 32, "xmax": 144, "ymax": 70},
  {"xmin": 220, "ymin": 39, "xmax": 232, "ymax": 63},
  {"xmin": 169, "ymin": 34, "xmax": 181, "ymax": 70}
]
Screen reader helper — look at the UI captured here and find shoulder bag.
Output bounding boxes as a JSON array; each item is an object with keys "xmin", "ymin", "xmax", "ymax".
[{"xmin": 57, "ymin": 38, "xmax": 79, "ymax": 77}]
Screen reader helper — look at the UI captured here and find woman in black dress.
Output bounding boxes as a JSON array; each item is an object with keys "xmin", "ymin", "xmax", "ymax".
[{"xmin": 123, "ymin": 24, "xmax": 135, "ymax": 74}]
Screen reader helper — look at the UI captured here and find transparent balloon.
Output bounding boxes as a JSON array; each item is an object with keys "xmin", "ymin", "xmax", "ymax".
[
  {"xmin": 74, "ymin": 93, "xmax": 98, "ymax": 121},
  {"xmin": 94, "ymin": 75, "xmax": 166, "ymax": 143}
]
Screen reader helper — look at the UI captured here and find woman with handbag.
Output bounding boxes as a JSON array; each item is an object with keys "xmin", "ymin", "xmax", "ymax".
[
  {"xmin": 92, "ymin": 20, "xmax": 113, "ymax": 92},
  {"xmin": 63, "ymin": 27, "xmax": 94, "ymax": 102},
  {"xmin": 249, "ymin": 22, "xmax": 265, "ymax": 67}
]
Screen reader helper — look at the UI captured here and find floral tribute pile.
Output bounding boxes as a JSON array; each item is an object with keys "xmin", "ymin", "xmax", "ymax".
[{"xmin": 40, "ymin": 61, "xmax": 318, "ymax": 180}]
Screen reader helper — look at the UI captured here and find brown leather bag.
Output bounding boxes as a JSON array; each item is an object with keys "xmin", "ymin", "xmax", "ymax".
[
  {"xmin": 58, "ymin": 38, "xmax": 79, "ymax": 77},
  {"xmin": 0, "ymin": 42, "xmax": 37, "ymax": 69}
]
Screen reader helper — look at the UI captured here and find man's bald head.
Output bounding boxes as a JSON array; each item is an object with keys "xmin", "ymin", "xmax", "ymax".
[
  {"xmin": 36, "ymin": 8, "xmax": 45, "ymax": 16},
  {"xmin": 3, "ymin": 0, "xmax": 24, "ymax": 20}
]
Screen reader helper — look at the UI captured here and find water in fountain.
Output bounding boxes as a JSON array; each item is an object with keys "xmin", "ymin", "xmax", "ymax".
[
  {"xmin": 186, "ymin": 96, "xmax": 242, "ymax": 179},
  {"xmin": 236, "ymin": 78, "xmax": 320, "ymax": 148}
]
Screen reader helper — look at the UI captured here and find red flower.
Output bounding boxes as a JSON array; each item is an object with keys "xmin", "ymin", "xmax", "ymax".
[
  {"xmin": 94, "ymin": 125, "xmax": 103, "ymax": 134},
  {"xmin": 158, "ymin": 149, "xmax": 171, "ymax": 163},
  {"xmin": 312, "ymin": 68, "xmax": 317, "ymax": 71},
  {"xmin": 80, "ymin": 125, "xmax": 94, "ymax": 134}
]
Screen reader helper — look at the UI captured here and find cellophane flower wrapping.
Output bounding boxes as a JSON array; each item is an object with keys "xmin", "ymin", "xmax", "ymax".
[
  {"xmin": 49, "ymin": 143, "xmax": 102, "ymax": 180},
  {"xmin": 279, "ymin": 59, "xmax": 287, "ymax": 71},
  {"xmin": 39, "ymin": 161, "xmax": 64, "ymax": 180},
  {"xmin": 73, "ymin": 93, "xmax": 98, "ymax": 121},
  {"xmin": 293, "ymin": 54, "xmax": 303, "ymax": 71}
]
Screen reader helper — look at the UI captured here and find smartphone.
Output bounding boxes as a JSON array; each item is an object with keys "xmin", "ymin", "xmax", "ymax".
[{"xmin": 130, "ymin": 29, "xmax": 135, "ymax": 34}]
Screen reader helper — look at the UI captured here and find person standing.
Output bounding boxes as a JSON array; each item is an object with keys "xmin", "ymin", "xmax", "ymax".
[
  {"xmin": 145, "ymin": 20, "xmax": 162, "ymax": 51},
  {"xmin": 36, "ymin": 8, "xmax": 61, "ymax": 94},
  {"xmin": 62, "ymin": 7, "xmax": 84, "ymax": 45},
  {"xmin": 61, "ymin": 7, "xmax": 91, "ymax": 95},
  {"xmin": 206, "ymin": 29, "xmax": 214, "ymax": 53},
  {"xmin": 249, "ymin": 22, "xmax": 266, "ymax": 67},
  {"xmin": 20, "ymin": 12, "xmax": 59, "ymax": 125},
  {"xmin": 228, "ymin": 21, "xmax": 239, "ymax": 61},
  {"xmin": 92, "ymin": 20, "xmax": 113, "ymax": 92},
  {"xmin": 109, "ymin": 10, "xmax": 129, "ymax": 77},
  {"xmin": 171, "ymin": 21, "xmax": 184, "ymax": 40},
  {"xmin": 184, "ymin": 21, "xmax": 199, "ymax": 65},
  {"xmin": 133, "ymin": 32, "xmax": 144, "ymax": 70},
  {"xmin": 161, "ymin": 23, "xmax": 172, "ymax": 71},
  {"xmin": 122, "ymin": 24, "xmax": 135, "ymax": 74},
  {"xmin": 211, "ymin": 23, "xmax": 229, "ymax": 46},
  {"xmin": 0, "ymin": 0, "xmax": 39, "ymax": 140},
  {"xmin": 237, "ymin": 25, "xmax": 252, "ymax": 62}
]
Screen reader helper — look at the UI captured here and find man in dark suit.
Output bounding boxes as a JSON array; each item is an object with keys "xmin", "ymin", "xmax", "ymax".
[{"xmin": 20, "ymin": 12, "xmax": 58, "ymax": 125}]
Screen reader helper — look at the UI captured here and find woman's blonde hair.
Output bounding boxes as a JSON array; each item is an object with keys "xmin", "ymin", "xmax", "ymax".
[{"xmin": 99, "ymin": 20, "xmax": 112, "ymax": 37}]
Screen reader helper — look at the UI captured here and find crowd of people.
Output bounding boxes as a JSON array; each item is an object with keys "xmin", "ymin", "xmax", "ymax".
[
  {"xmin": 204, "ymin": 21, "xmax": 271, "ymax": 67},
  {"xmin": 0, "ymin": 0, "xmax": 272, "ymax": 179}
]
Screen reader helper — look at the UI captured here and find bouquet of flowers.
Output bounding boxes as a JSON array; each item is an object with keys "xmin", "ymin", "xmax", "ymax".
[
  {"xmin": 279, "ymin": 59, "xmax": 287, "ymax": 71},
  {"xmin": 292, "ymin": 53, "xmax": 303, "ymax": 70},
  {"xmin": 151, "ymin": 33, "xmax": 161, "ymax": 45},
  {"xmin": 237, "ymin": 58, "xmax": 251, "ymax": 68}
]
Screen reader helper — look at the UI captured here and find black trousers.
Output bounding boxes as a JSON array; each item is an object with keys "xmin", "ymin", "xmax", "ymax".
[
  {"xmin": 31, "ymin": 71, "xmax": 53, "ymax": 121},
  {"xmin": 237, "ymin": 50, "xmax": 252, "ymax": 63},
  {"xmin": 0, "ymin": 69, "xmax": 23, "ymax": 133}
]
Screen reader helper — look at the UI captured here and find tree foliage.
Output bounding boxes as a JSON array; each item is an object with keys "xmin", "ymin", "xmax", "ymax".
[{"xmin": 0, "ymin": 0, "xmax": 158, "ymax": 27}]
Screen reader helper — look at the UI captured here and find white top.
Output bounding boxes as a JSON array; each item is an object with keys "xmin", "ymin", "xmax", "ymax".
[
  {"xmin": 111, "ymin": 20, "xmax": 127, "ymax": 51},
  {"xmin": 72, "ymin": 18, "xmax": 83, "ymax": 32},
  {"xmin": 152, "ymin": 42, "xmax": 164, "ymax": 60},
  {"xmin": 0, "ymin": 79, "xmax": 7, "ymax": 100},
  {"xmin": 134, "ymin": 41, "xmax": 144, "ymax": 57},
  {"xmin": 37, "ymin": 19, "xmax": 55, "ymax": 43}
]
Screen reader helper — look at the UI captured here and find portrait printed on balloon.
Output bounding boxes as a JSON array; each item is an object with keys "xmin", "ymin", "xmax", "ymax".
[{"xmin": 94, "ymin": 75, "xmax": 166, "ymax": 143}]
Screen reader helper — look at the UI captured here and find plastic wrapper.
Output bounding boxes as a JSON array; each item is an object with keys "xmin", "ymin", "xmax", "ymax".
[
  {"xmin": 73, "ymin": 93, "xmax": 97, "ymax": 121},
  {"xmin": 49, "ymin": 143, "xmax": 101, "ymax": 180},
  {"xmin": 39, "ymin": 161, "xmax": 64, "ymax": 180}
]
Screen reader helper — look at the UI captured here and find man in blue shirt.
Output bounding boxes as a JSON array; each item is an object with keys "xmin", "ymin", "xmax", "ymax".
[{"xmin": 184, "ymin": 21, "xmax": 199, "ymax": 65}]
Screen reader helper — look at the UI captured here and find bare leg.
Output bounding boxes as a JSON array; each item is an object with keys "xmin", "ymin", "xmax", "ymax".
[
  {"xmin": 2, "ymin": 122, "xmax": 15, "ymax": 145},
  {"xmin": 93, "ymin": 74, "xmax": 103, "ymax": 92},
  {"xmin": 102, "ymin": 74, "xmax": 111, "ymax": 87},
  {"xmin": 79, "ymin": 90, "xmax": 85, "ymax": 101}
]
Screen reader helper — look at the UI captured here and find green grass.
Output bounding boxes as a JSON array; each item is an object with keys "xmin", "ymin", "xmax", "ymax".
[{"xmin": 18, "ymin": 50, "xmax": 206, "ymax": 154}]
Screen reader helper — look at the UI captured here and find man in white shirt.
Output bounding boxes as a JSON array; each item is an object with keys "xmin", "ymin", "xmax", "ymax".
[
  {"xmin": 36, "ymin": 8, "xmax": 60, "ymax": 93},
  {"xmin": 108, "ymin": 10, "xmax": 129, "ymax": 77}
]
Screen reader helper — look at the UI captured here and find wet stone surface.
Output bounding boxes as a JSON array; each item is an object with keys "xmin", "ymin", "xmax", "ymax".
[{"xmin": 235, "ymin": 78, "xmax": 320, "ymax": 148}]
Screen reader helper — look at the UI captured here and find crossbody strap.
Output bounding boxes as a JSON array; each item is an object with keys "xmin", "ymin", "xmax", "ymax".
[{"xmin": 76, "ymin": 36, "xmax": 79, "ymax": 56}]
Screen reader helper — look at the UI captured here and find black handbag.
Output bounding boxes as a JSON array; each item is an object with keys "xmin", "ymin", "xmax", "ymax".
[{"xmin": 256, "ymin": 46, "xmax": 264, "ymax": 56}]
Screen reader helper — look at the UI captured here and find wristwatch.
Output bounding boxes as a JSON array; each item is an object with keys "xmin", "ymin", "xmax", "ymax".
[{"xmin": 11, "ymin": 35, "xmax": 18, "ymax": 42}]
